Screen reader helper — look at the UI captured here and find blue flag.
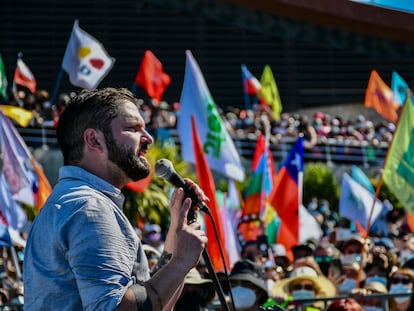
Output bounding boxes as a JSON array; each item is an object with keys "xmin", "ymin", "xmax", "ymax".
[
  {"xmin": 351, "ymin": 165, "xmax": 375, "ymax": 194},
  {"xmin": 0, "ymin": 225, "xmax": 12, "ymax": 247},
  {"xmin": 391, "ymin": 70, "xmax": 409, "ymax": 106}
]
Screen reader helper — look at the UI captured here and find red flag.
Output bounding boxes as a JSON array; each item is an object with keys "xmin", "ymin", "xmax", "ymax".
[
  {"xmin": 191, "ymin": 115, "xmax": 229, "ymax": 271},
  {"xmin": 135, "ymin": 50, "xmax": 171, "ymax": 103},
  {"xmin": 268, "ymin": 138, "xmax": 303, "ymax": 260},
  {"xmin": 364, "ymin": 70, "xmax": 399, "ymax": 122},
  {"xmin": 125, "ymin": 169, "xmax": 152, "ymax": 193},
  {"xmin": 13, "ymin": 57, "xmax": 36, "ymax": 94}
]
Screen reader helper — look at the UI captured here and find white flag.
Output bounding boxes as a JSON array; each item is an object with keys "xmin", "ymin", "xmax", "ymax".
[
  {"xmin": 177, "ymin": 50, "xmax": 245, "ymax": 181},
  {"xmin": 62, "ymin": 20, "xmax": 115, "ymax": 89},
  {"xmin": 299, "ymin": 204, "xmax": 323, "ymax": 243},
  {"xmin": 339, "ymin": 173, "xmax": 383, "ymax": 229}
]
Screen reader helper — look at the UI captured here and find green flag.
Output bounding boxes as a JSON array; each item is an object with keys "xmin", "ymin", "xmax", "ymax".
[
  {"xmin": 0, "ymin": 54, "xmax": 8, "ymax": 102},
  {"xmin": 258, "ymin": 65, "xmax": 282, "ymax": 121},
  {"xmin": 383, "ymin": 96, "xmax": 414, "ymax": 213}
]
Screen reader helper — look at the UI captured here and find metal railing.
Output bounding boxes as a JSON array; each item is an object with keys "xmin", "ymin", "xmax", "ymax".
[
  {"xmin": 207, "ymin": 292, "xmax": 411, "ymax": 310},
  {"xmin": 18, "ymin": 126, "xmax": 388, "ymax": 167}
]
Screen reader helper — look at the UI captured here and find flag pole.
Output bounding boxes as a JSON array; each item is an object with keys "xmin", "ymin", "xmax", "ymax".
[
  {"xmin": 51, "ymin": 67, "xmax": 64, "ymax": 105},
  {"xmin": 241, "ymin": 65, "xmax": 251, "ymax": 111},
  {"xmin": 355, "ymin": 93, "xmax": 409, "ymax": 288}
]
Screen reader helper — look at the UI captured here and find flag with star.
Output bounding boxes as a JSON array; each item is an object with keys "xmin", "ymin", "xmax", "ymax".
[
  {"xmin": 268, "ymin": 137, "xmax": 303, "ymax": 260},
  {"xmin": 339, "ymin": 172, "xmax": 383, "ymax": 229}
]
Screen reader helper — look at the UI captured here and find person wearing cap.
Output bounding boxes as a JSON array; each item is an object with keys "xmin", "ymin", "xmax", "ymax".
[
  {"xmin": 272, "ymin": 266, "xmax": 337, "ymax": 310},
  {"xmin": 271, "ymin": 243, "xmax": 291, "ymax": 278},
  {"xmin": 228, "ymin": 259, "xmax": 269, "ymax": 311},
  {"xmin": 175, "ymin": 268, "xmax": 215, "ymax": 311}
]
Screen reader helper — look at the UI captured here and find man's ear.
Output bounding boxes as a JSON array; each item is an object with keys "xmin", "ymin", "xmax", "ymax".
[{"xmin": 83, "ymin": 128, "xmax": 104, "ymax": 152}]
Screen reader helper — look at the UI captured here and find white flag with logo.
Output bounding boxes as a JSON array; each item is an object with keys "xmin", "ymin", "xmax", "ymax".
[
  {"xmin": 177, "ymin": 50, "xmax": 245, "ymax": 181},
  {"xmin": 62, "ymin": 20, "xmax": 115, "ymax": 89},
  {"xmin": 339, "ymin": 173, "xmax": 383, "ymax": 229}
]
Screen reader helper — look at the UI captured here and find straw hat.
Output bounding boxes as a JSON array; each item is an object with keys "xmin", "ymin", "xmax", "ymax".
[
  {"xmin": 272, "ymin": 266, "xmax": 337, "ymax": 298},
  {"xmin": 184, "ymin": 268, "xmax": 215, "ymax": 303}
]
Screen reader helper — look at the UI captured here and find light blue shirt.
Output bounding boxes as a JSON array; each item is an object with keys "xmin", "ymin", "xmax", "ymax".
[{"xmin": 24, "ymin": 166, "xmax": 150, "ymax": 311}]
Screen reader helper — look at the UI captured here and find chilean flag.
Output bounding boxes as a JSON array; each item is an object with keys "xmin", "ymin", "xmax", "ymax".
[
  {"xmin": 241, "ymin": 64, "xmax": 261, "ymax": 109},
  {"xmin": 268, "ymin": 137, "xmax": 303, "ymax": 260},
  {"xmin": 13, "ymin": 56, "xmax": 36, "ymax": 94}
]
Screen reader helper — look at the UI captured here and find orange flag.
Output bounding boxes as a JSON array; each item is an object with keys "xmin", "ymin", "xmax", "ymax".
[
  {"xmin": 135, "ymin": 50, "xmax": 171, "ymax": 103},
  {"xmin": 31, "ymin": 160, "xmax": 52, "ymax": 212},
  {"xmin": 191, "ymin": 115, "xmax": 229, "ymax": 271},
  {"xmin": 364, "ymin": 70, "xmax": 399, "ymax": 122}
]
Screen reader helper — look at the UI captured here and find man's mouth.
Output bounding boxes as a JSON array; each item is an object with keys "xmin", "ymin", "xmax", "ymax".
[{"xmin": 138, "ymin": 143, "xmax": 149, "ymax": 156}]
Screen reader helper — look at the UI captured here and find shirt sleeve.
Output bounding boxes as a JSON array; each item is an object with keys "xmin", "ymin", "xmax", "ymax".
[{"xmin": 58, "ymin": 196, "xmax": 138, "ymax": 311}]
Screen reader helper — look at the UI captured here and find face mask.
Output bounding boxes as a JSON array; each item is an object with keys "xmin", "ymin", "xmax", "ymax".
[
  {"xmin": 231, "ymin": 286, "xmax": 257, "ymax": 309},
  {"xmin": 11, "ymin": 296, "xmax": 24, "ymax": 305},
  {"xmin": 338, "ymin": 278, "xmax": 357, "ymax": 294},
  {"xmin": 292, "ymin": 289, "xmax": 315, "ymax": 300},
  {"xmin": 365, "ymin": 275, "xmax": 388, "ymax": 287},
  {"xmin": 363, "ymin": 306, "xmax": 382, "ymax": 311},
  {"xmin": 341, "ymin": 253, "xmax": 361, "ymax": 265},
  {"xmin": 389, "ymin": 284, "xmax": 412, "ymax": 303}
]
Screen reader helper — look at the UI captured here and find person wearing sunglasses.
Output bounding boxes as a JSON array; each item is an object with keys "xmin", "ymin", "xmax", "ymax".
[{"xmin": 388, "ymin": 268, "xmax": 414, "ymax": 311}]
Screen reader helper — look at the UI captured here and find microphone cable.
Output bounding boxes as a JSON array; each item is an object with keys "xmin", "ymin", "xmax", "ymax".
[{"xmin": 201, "ymin": 206, "xmax": 236, "ymax": 311}]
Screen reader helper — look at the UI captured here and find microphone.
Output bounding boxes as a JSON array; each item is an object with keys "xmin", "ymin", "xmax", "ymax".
[{"xmin": 155, "ymin": 159, "xmax": 209, "ymax": 222}]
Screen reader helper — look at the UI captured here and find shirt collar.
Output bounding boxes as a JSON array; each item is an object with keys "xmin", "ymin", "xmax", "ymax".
[{"xmin": 59, "ymin": 166, "xmax": 125, "ymax": 208}]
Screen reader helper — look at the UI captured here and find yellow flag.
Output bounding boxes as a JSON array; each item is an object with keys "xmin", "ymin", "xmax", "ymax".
[
  {"xmin": 258, "ymin": 65, "xmax": 282, "ymax": 121},
  {"xmin": 0, "ymin": 105, "xmax": 33, "ymax": 127},
  {"xmin": 383, "ymin": 96, "xmax": 414, "ymax": 213}
]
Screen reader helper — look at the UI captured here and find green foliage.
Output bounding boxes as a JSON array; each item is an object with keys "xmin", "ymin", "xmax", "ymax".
[
  {"xmin": 303, "ymin": 162, "xmax": 340, "ymax": 211},
  {"xmin": 122, "ymin": 139, "xmax": 196, "ymax": 228}
]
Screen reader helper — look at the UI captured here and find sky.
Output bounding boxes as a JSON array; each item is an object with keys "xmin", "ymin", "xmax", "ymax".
[{"xmin": 351, "ymin": 0, "xmax": 414, "ymax": 14}]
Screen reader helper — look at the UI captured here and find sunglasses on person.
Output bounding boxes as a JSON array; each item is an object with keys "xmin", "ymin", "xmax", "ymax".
[
  {"xmin": 315, "ymin": 256, "xmax": 332, "ymax": 263},
  {"xmin": 292, "ymin": 283, "xmax": 315, "ymax": 291},
  {"xmin": 391, "ymin": 276, "xmax": 411, "ymax": 285}
]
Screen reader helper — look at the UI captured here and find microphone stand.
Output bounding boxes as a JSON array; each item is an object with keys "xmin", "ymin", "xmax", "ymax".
[{"xmin": 202, "ymin": 249, "xmax": 231, "ymax": 311}]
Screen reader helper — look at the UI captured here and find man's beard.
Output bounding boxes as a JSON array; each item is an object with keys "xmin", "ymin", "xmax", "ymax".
[{"xmin": 107, "ymin": 136, "xmax": 150, "ymax": 181}]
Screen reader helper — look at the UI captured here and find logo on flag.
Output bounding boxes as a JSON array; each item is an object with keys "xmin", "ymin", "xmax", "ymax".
[
  {"xmin": 178, "ymin": 50, "xmax": 245, "ymax": 182},
  {"xmin": 62, "ymin": 20, "xmax": 115, "ymax": 89}
]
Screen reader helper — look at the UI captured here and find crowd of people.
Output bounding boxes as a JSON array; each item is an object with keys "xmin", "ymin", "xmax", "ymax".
[
  {"xmin": 3, "ymin": 88, "xmax": 396, "ymax": 152},
  {"xmin": 0, "ymin": 87, "xmax": 408, "ymax": 311},
  {"xmin": 138, "ymin": 194, "xmax": 414, "ymax": 310}
]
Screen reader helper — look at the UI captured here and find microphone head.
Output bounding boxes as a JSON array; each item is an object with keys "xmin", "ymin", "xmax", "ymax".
[{"xmin": 155, "ymin": 159, "xmax": 175, "ymax": 179}]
